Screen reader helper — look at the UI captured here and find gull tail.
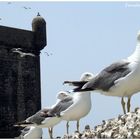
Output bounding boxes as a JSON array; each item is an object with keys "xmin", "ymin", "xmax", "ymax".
[
  {"xmin": 63, "ymin": 80, "xmax": 87, "ymax": 87},
  {"xmin": 14, "ymin": 121, "xmax": 34, "ymax": 127},
  {"xmin": 64, "ymin": 80, "xmax": 94, "ymax": 92},
  {"xmin": 72, "ymin": 87, "xmax": 93, "ymax": 92}
]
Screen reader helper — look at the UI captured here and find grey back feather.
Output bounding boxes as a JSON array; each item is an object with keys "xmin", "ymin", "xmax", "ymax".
[
  {"xmin": 49, "ymin": 96, "xmax": 74, "ymax": 116},
  {"xmin": 26, "ymin": 108, "xmax": 52, "ymax": 125},
  {"xmin": 83, "ymin": 61, "xmax": 131, "ymax": 91}
]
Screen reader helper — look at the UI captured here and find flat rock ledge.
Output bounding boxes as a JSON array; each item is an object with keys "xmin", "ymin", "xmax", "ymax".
[{"xmin": 57, "ymin": 107, "xmax": 140, "ymax": 139}]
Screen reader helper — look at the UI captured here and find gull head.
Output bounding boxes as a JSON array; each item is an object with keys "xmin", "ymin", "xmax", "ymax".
[
  {"xmin": 56, "ymin": 91, "xmax": 70, "ymax": 100},
  {"xmin": 80, "ymin": 72, "xmax": 94, "ymax": 81},
  {"xmin": 21, "ymin": 126, "xmax": 42, "ymax": 139}
]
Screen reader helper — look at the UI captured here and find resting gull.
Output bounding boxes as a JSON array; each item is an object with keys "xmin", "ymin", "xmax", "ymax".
[
  {"xmin": 15, "ymin": 90, "xmax": 77, "ymax": 138},
  {"xmin": 50, "ymin": 91, "xmax": 72, "ymax": 135},
  {"xmin": 67, "ymin": 31, "xmax": 140, "ymax": 114},
  {"xmin": 14, "ymin": 91, "xmax": 69, "ymax": 139},
  {"xmin": 56, "ymin": 91, "xmax": 73, "ymax": 134},
  {"xmin": 15, "ymin": 126, "xmax": 42, "ymax": 139},
  {"xmin": 15, "ymin": 107, "xmax": 61, "ymax": 138}
]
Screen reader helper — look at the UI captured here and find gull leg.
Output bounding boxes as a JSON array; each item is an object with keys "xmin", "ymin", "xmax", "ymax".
[
  {"xmin": 48, "ymin": 127, "xmax": 53, "ymax": 139},
  {"xmin": 51, "ymin": 128, "xmax": 53, "ymax": 139},
  {"xmin": 66, "ymin": 121, "xmax": 69, "ymax": 135},
  {"xmin": 127, "ymin": 97, "xmax": 131, "ymax": 112},
  {"xmin": 77, "ymin": 120, "xmax": 80, "ymax": 132},
  {"xmin": 121, "ymin": 97, "xmax": 126, "ymax": 114}
]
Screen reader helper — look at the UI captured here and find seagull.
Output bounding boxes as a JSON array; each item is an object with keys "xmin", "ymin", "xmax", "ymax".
[
  {"xmin": 47, "ymin": 91, "xmax": 71, "ymax": 137},
  {"xmin": 14, "ymin": 106, "xmax": 62, "ymax": 138},
  {"xmin": 44, "ymin": 52, "xmax": 53, "ymax": 56},
  {"xmin": 58, "ymin": 72, "xmax": 94, "ymax": 134},
  {"xmin": 23, "ymin": 6, "xmax": 31, "ymax": 10},
  {"xmin": 56, "ymin": 91, "xmax": 73, "ymax": 134},
  {"xmin": 68, "ymin": 31, "xmax": 140, "ymax": 114},
  {"xmin": 11, "ymin": 48, "xmax": 35, "ymax": 57},
  {"xmin": 14, "ymin": 91, "xmax": 72, "ymax": 138},
  {"xmin": 15, "ymin": 126, "xmax": 42, "ymax": 139}
]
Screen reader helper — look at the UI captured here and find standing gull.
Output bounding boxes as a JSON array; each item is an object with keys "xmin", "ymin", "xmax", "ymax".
[
  {"xmin": 56, "ymin": 91, "xmax": 73, "ymax": 134},
  {"xmin": 69, "ymin": 31, "xmax": 140, "ymax": 114},
  {"xmin": 53, "ymin": 72, "xmax": 94, "ymax": 134},
  {"xmin": 63, "ymin": 72, "xmax": 94, "ymax": 134},
  {"xmin": 49, "ymin": 91, "xmax": 72, "ymax": 136}
]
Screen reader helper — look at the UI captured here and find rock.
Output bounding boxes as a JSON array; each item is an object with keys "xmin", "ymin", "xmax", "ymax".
[
  {"xmin": 84, "ymin": 125, "xmax": 90, "ymax": 130},
  {"xmin": 59, "ymin": 107, "xmax": 140, "ymax": 139}
]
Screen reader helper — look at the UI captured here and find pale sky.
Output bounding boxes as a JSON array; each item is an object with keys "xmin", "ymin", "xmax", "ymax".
[{"xmin": 1, "ymin": 1, "xmax": 140, "ymax": 138}]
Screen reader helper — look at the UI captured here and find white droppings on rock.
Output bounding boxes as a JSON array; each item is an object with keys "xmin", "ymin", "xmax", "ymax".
[{"xmin": 60, "ymin": 107, "xmax": 140, "ymax": 139}]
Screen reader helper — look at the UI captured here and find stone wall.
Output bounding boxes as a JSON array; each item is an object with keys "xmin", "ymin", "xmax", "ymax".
[{"xmin": 0, "ymin": 14, "xmax": 46, "ymax": 138}]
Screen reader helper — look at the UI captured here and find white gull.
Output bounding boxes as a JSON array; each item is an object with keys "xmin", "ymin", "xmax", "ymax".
[
  {"xmin": 49, "ymin": 91, "xmax": 72, "ymax": 136},
  {"xmin": 56, "ymin": 91, "xmax": 73, "ymax": 134},
  {"xmin": 14, "ymin": 91, "xmax": 71, "ymax": 138},
  {"xmin": 15, "ymin": 90, "xmax": 78, "ymax": 138},
  {"xmin": 70, "ymin": 31, "xmax": 140, "ymax": 114},
  {"xmin": 61, "ymin": 72, "xmax": 94, "ymax": 134},
  {"xmin": 15, "ymin": 126, "xmax": 42, "ymax": 139}
]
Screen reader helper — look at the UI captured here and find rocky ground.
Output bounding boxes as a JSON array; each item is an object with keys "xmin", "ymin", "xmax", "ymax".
[{"xmin": 57, "ymin": 107, "xmax": 140, "ymax": 139}]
